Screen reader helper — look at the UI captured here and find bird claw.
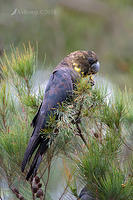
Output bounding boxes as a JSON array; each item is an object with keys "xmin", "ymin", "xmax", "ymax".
[{"xmin": 88, "ymin": 75, "xmax": 95, "ymax": 86}]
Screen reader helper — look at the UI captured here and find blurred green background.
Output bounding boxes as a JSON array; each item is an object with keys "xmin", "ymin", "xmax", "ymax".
[
  {"xmin": 0, "ymin": 1, "xmax": 133, "ymax": 199},
  {"xmin": 0, "ymin": 0, "xmax": 133, "ymax": 88}
]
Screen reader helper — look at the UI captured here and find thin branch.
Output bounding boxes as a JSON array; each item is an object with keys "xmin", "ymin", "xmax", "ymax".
[
  {"xmin": 59, "ymin": 163, "xmax": 73, "ymax": 200},
  {"xmin": 74, "ymin": 95, "xmax": 91, "ymax": 148},
  {"xmin": 40, "ymin": 156, "xmax": 52, "ymax": 179},
  {"xmin": 43, "ymin": 157, "xmax": 51, "ymax": 200},
  {"xmin": 39, "ymin": 165, "xmax": 48, "ymax": 180},
  {"xmin": 75, "ymin": 122, "xmax": 88, "ymax": 147},
  {"xmin": 120, "ymin": 136, "xmax": 133, "ymax": 151},
  {"xmin": 30, "ymin": 181, "xmax": 35, "ymax": 200},
  {"xmin": 9, "ymin": 185, "xmax": 25, "ymax": 200},
  {"xmin": 24, "ymin": 77, "xmax": 30, "ymax": 95},
  {"xmin": 59, "ymin": 183, "xmax": 69, "ymax": 200}
]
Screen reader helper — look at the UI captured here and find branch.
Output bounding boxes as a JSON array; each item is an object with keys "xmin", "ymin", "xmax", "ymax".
[
  {"xmin": 9, "ymin": 185, "xmax": 25, "ymax": 200},
  {"xmin": 30, "ymin": 181, "xmax": 36, "ymax": 200},
  {"xmin": 59, "ymin": 182, "xmax": 69, "ymax": 200},
  {"xmin": 120, "ymin": 136, "xmax": 133, "ymax": 152},
  {"xmin": 73, "ymin": 95, "xmax": 91, "ymax": 148},
  {"xmin": 43, "ymin": 156, "xmax": 52, "ymax": 200},
  {"xmin": 75, "ymin": 122, "xmax": 88, "ymax": 147},
  {"xmin": 24, "ymin": 77, "xmax": 31, "ymax": 95}
]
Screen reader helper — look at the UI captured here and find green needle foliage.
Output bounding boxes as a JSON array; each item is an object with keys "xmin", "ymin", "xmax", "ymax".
[{"xmin": 0, "ymin": 45, "xmax": 132, "ymax": 200}]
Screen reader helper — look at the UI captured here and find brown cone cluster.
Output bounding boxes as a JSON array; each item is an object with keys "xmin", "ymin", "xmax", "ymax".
[{"xmin": 31, "ymin": 176, "xmax": 43, "ymax": 198}]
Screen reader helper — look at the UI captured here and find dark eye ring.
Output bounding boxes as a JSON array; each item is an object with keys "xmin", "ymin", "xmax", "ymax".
[{"xmin": 88, "ymin": 58, "xmax": 95, "ymax": 65}]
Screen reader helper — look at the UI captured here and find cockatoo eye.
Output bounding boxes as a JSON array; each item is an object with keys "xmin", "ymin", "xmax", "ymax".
[{"xmin": 88, "ymin": 58, "xmax": 95, "ymax": 65}]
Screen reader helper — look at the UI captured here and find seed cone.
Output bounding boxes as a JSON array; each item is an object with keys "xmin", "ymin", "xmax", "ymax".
[
  {"xmin": 38, "ymin": 183, "xmax": 42, "ymax": 188},
  {"xmin": 32, "ymin": 184, "xmax": 38, "ymax": 193},
  {"xmin": 35, "ymin": 176, "xmax": 40, "ymax": 184},
  {"xmin": 36, "ymin": 189, "xmax": 43, "ymax": 198}
]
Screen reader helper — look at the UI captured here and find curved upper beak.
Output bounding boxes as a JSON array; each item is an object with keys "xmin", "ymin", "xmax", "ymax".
[{"xmin": 91, "ymin": 61, "xmax": 100, "ymax": 74}]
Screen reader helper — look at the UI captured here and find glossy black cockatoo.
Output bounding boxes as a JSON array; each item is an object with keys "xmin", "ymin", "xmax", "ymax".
[{"xmin": 21, "ymin": 50, "xmax": 100, "ymax": 180}]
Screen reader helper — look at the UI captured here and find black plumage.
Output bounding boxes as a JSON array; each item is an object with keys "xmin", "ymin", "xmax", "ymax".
[{"xmin": 21, "ymin": 50, "xmax": 100, "ymax": 180}]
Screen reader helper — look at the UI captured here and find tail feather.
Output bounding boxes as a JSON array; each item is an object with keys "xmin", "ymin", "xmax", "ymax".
[
  {"xmin": 26, "ymin": 153, "xmax": 42, "ymax": 181},
  {"xmin": 26, "ymin": 138, "xmax": 49, "ymax": 181},
  {"xmin": 21, "ymin": 133, "xmax": 41, "ymax": 172}
]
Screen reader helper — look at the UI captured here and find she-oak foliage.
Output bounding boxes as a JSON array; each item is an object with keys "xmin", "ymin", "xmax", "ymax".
[{"xmin": 0, "ymin": 45, "xmax": 132, "ymax": 200}]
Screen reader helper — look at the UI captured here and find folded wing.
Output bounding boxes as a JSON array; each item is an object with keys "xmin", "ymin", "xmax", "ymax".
[{"xmin": 21, "ymin": 69, "xmax": 73, "ymax": 179}]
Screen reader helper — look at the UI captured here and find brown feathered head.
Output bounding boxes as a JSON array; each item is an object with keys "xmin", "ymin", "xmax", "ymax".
[{"xmin": 61, "ymin": 50, "xmax": 100, "ymax": 77}]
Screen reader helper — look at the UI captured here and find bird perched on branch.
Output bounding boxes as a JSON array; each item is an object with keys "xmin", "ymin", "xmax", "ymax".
[{"xmin": 21, "ymin": 50, "xmax": 100, "ymax": 180}]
